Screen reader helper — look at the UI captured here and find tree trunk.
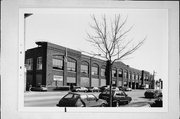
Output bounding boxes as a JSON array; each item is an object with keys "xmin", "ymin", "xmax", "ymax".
[{"xmin": 106, "ymin": 60, "xmax": 113, "ymax": 107}]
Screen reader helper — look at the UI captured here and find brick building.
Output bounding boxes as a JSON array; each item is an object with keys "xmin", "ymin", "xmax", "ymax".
[{"xmin": 25, "ymin": 42, "xmax": 153, "ymax": 91}]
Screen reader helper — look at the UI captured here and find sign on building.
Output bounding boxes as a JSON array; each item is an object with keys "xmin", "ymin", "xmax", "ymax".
[{"xmin": 53, "ymin": 75, "xmax": 63, "ymax": 81}]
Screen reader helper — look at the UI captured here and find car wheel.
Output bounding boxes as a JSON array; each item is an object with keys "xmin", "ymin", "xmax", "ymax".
[{"xmin": 100, "ymin": 103, "xmax": 106, "ymax": 107}]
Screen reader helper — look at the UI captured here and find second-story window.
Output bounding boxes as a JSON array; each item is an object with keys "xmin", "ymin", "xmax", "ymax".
[
  {"xmin": 52, "ymin": 55, "xmax": 63, "ymax": 70},
  {"xmin": 101, "ymin": 68, "xmax": 105, "ymax": 77},
  {"xmin": 91, "ymin": 64, "xmax": 99, "ymax": 75},
  {"xmin": 67, "ymin": 62, "xmax": 76, "ymax": 72},
  {"xmin": 118, "ymin": 70, "xmax": 123, "ymax": 77},
  {"xmin": 129, "ymin": 73, "xmax": 131, "ymax": 79},
  {"xmin": 112, "ymin": 69, "xmax": 117, "ymax": 77},
  {"xmin": 26, "ymin": 58, "xmax": 33, "ymax": 70},
  {"xmin": 53, "ymin": 59, "xmax": 63, "ymax": 70},
  {"xmin": 123, "ymin": 72, "xmax": 127, "ymax": 78},
  {"xmin": 81, "ymin": 65, "xmax": 88, "ymax": 74},
  {"xmin": 132, "ymin": 74, "xmax": 134, "ymax": 80},
  {"xmin": 136, "ymin": 75, "xmax": 138, "ymax": 80},
  {"xmin": 67, "ymin": 58, "xmax": 76, "ymax": 72},
  {"xmin": 37, "ymin": 57, "xmax": 42, "ymax": 70}
]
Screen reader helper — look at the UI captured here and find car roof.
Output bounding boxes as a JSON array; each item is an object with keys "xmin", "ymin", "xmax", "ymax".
[
  {"xmin": 103, "ymin": 89, "xmax": 123, "ymax": 92},
  {"xmin": 68, "ymin": 92, "xmax": 95, "ymax": 95}
]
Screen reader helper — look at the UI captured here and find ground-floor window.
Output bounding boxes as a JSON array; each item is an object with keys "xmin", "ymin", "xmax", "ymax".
[
  {"xmin": 67, "ymin": 77, "xmax": 76, "ymax": 84},
  {"xmin": 80, "ymin": 77, "xmax": 90, "ymax": 87},
  {"xmin": 100, "ymin": 79, "xmax": 106, "ymax": 86},
  {"xmin": 53, "ymin": 75, "xmax": 63, "ymax": 87},
  {"xmin": 91, "ymin": 78, "xmax": 99, "ymax": 87},
  {"xmin": 118, "ymin": 80, "xmax": 122, "ymax": 86}
]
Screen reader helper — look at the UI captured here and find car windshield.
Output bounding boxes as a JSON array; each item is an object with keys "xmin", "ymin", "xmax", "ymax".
[
  {"xmin": 116, "ymin": 92, "xmax": 125, "ymax": 96},
  {"xmin": 101, "ymin": 90, "xmax": 115, "ymax": 95},
  {"xmin": 63, "ymin": 93, "xmax": 79, "ymax": 99}
]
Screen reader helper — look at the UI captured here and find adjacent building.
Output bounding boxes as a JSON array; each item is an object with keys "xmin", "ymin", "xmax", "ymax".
[{"xmin": 25, "ymin": 42, "xmax": 153, "ymax": 91}]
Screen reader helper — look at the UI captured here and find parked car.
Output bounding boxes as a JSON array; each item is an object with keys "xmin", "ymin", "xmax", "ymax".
[
  {"xmin": 76, "ymin": 87, "xmax": 88, "ymax": 92},
  {"xmin": 112, "ymin": 87, "xmax": 119, "ymax": 91},
  {"xmin": 150, "ymin": 97, "xmax": 163, "ymax": 107},
  {"xmin": 139, "ymin": 85, "xmax": 146, "ymax": 89},
  {"xmin": 88, "ymin": 87, "xmax": 100, "ymax": 92},
  {"xmin": 30, "ymin": 85, "xmax": 47, "ymax": 91},
  {"xmin": 125, "ymin": 87, "xmax": 132, "ymax": 91},
  {"xmin": 99, "ymin": 85, "xmax": 109, "ymax": 92},
  {"xmin": 71, "ymin": 86, "xmax": 80, "ymax": 92},
  {"xmin": 118, "ymin": 86, "xmax": 128, "ymax": 91},
  {"xmin": 56, "ymin": 92, "xmax": 108, "ymax": 107},
  {"xmin": 144, "ymin": 89, "xmax": 162, "ymax": 98},
  {"xmin": 99, "ymin": 89, "xmax": 132, "ymax": 107}
]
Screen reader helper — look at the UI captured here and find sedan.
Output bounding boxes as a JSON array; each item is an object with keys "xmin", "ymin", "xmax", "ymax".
[
  {"xmin": 99, "ymin": 89, "xmax": 132, "ymax": 107},
  {"xmin": 56, "ymin": 92, "xmax": 108, "ymax": 107},
  {"xmin": 30, "ymin": 85, "xmax": 47, "ymax": 91},
  {"xmin": 76, "ymin": 87, "xmax": 88, "ymax": 92},
  {"xmin": 125, "ymin": 87, "xmax": 132, "ymax": 91},
  {"xmin": 88, "ymin": 87, "xmax": 100, "ymax": 92},
  {"xmin": 144, "ymin": 89, "xmax": 162, "ymax": 98}
]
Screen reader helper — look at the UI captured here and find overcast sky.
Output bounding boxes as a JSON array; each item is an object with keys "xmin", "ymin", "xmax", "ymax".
[{"xmin": 25, "ymin": 9, "xmax": 168, "ymax": 81}]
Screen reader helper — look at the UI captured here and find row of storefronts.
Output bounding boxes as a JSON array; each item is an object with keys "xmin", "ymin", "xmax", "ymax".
[{"xmin": 25, "ymin": 42, "xmax": 153, "ymax": 91}]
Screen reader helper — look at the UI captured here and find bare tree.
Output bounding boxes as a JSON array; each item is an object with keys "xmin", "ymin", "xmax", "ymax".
[{"xmin": 86, "ymin": 14, "xmax": 146, "ymax": 107}]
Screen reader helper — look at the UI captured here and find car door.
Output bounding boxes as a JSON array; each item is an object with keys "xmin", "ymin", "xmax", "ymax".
[
  {"xmin": 87, "ymin": 94, "xmax": 99, "ymax": 107},
  {"xmin": 114, "ymin": 91, "xmax": 126, "ymax": 103},
  {"xmin": 80, "ymin": 95, "xmax": 89, "ymax": 107}
]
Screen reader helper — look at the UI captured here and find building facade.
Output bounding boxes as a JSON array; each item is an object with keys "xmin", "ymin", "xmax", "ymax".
[{"xmin": 25, "ymin": 42, "xmax": 153, "ymax": 90}]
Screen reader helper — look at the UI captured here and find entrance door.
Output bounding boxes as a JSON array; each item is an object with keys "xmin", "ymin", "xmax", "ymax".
[{"xmin": 36, "ymin": 74, "xmax": 42, "ymax": 86}]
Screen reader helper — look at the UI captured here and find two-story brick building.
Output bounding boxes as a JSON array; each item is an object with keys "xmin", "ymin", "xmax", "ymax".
[{"xmin": 25, "ymin": 41, "xmax": 153, "ymax": 91}]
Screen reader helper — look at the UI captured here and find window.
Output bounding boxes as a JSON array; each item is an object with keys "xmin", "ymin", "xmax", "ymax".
[
  {"xmin": 37, "ymin": 57, "xmax": 42, "ymax": 70},
  {"xmin": 81, "ymin": 64, "xmax": 88, "ymax": 74},
  {"xmin": 88, "ymin": 95, "xmax": 96, "ymax": 101},
  {"xmin": 91, "ymin": 64, "xmax": 99, "ymax": 75},
  {"xmin": 116, "ymin": 92, "xmax": 125, "ymax": 96},
  {"xmin": 101, "ymin": 68, "xmax": 105, "ymax": 77},
  {"xmin": 132, "ymin": 74, "xmax": 134, "ymax": 80},
  {"xmin": 67, "ymin": 61, "xmax": 76, "ymax": 72},
  {"xmin": 63, "ymin": 93, "xmax": 79, "ymax": 99},
  {"xmin": 26, "ymin": 58, "xmax": 33, "ymax": 70},
  {"xmin": 112, "ymin": 70, "xmax": 116, "ymax": 77},
  {"xmin": 136, "ymin": 75, "xmax": 138, "ymax": 80},
  {"xmin": 129, "ymin": 73, "xmax": 131, "ymax": 79},
  {"xmin": 123, "ymin": 72, "xmax": 126, "ymax": 78},
  {"xmin": 53, "ymin": 58, "xmax": 63, "ymax": 70},
  {"xmin": 118, "ymin": 70, "xmax": 123, "ymax": 77}
]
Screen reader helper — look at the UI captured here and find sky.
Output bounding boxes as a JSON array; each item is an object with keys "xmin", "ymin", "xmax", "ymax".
[{"xmin": 25, "ymin": 9, "xmax": 168, "ymax": 81}]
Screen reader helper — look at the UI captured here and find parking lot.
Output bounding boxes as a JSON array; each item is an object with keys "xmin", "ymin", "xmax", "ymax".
[{"xmin": 24, "ymin": 89, "xmax": 156, "ymax": 107}]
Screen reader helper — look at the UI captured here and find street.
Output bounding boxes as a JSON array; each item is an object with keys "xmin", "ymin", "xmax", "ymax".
[{"xmin": 24, "ymin": 89, "xmax": 156, "ymax": 107}]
